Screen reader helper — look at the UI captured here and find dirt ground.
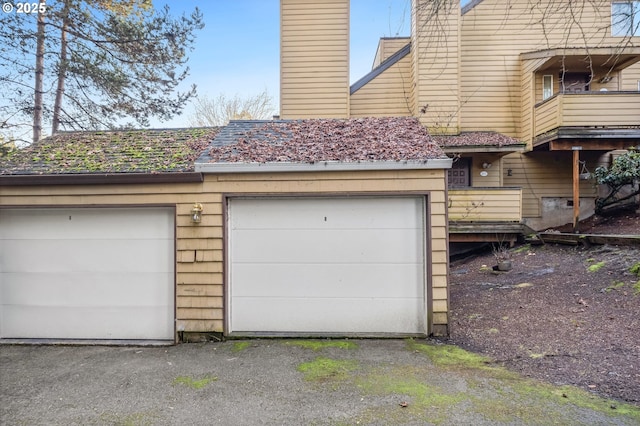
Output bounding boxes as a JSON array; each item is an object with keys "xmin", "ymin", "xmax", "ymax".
[{"xmin": 448, "ymin": 206, "xmax": 640, "ymax": 405}]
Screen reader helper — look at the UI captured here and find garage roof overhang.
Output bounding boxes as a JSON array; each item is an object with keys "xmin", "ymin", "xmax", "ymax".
[
  {"xmin": 431, "ymin": 132, "xmax": 526, "ymax": 154},
  {"xmin": 0, "ymin": 172, "xmax": 204, "ymax": 186},
  {"xmin": 195, "ymin": 159, "xmax": 453, "ymax": 173},
  {"xmin": 441, "ymin": 145, "xmax": 527, "ymax": 154}
]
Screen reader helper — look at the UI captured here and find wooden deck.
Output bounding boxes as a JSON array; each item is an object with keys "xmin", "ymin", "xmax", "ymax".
[{"xmin": 448, "ymin": 222, "xmax": 530, "ymax": 244}]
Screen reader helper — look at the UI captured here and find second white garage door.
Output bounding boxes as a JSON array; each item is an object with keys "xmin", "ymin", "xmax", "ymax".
[
  {"xmin": 0, "ymin": 207, "xmax": 175, "ymax": 342},
  {"xmin": 228, "ymin": 197, "xmax": 427, "ymax": 336}
]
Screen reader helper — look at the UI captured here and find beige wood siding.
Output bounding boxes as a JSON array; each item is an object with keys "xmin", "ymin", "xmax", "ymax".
[
  {"xmin": 534, "ymin": 93, "xmax": 640, "ymax": 136},
  {"xmin": 561, "ymin": 93, "xmax": 640, "ymax": 125},
  {"xmin": 1, "ymin": 169, "xmax": 450, "ymax": 335},
  {"xmin": 461, "ymin": 0, "xmax": 640, "ymax": 139},
  {"xmin": 350, "ymin": 54, "xmax": 413, "ymax": 117},
  {"xmin": 621, "ymin": 62, "xmax": 640, "ymax": 91},
  {"xmin": 470, "ymin": 154, "xmax": 503, "ymax": 187},
  {"xmin": 280, "ymin": 0, "xmax": 350, "ymax": 118},
  {"xmin": 373, "ymin": 37, "xmax": 411, "ymax": 68},
  {"xmin": 412, "ymin": 0, "xmax": 460, "ymax": 134},
  {"xmin": 502, "ymin": 152, "xmax": 600, "ymax": 218},
  {"xmin": 449, "ymin": 188, "xmax": 522, "ymax": 222},
  {"xmin": 520, "ymin": 58, "xmax": 543, "ymax": 149},
  {"xmin": 534, "ymin": 96, "xmax": 561, "ymax": 136}
]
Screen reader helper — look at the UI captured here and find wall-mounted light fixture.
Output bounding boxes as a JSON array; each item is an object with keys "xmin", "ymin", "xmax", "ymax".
[
  {"xmin": 482, "ymin": 162, "xmax": 492, "ymax": 169},
  {"xmin": 191, "ymin": 202, "xmax": 203, "ymax": 224},
  {"xmin": 598, "ymin": 76, "xmax": 612, "ymax": 83},
  {"xmin": 507, "ymin": 168, "xmax": 513, "ymax": 177}
]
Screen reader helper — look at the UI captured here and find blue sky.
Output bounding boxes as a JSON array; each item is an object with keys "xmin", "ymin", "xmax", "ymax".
[{"xmin": 156, "ymin": 0, "xmax": 469, "ymax": 127}]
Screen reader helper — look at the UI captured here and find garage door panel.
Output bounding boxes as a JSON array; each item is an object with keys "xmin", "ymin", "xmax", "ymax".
[
  {"xmin": 231, "ymin": 264, "xmax": 424, "ymax": 298},
  {"xmin": 4, "ymin": 239, "xmax": 174, "ymax": 273},
  {"xmin": 2, "ymin": 272, "xmax": 173, "ymax": 307},
  {"xmin": 231, "ymin": 229, "xmax": 422, "ymax": 264},
  {"xmin": 2, "ymin": 305, "xmax": 173, "ymax": 340},
  {"xmin": 231, "ymin": 197, "xmax": 423, "ymax": 230},
  {"xmin": 0, "ymin": 208, "xmax": 175, "ymax": 341},
  {"xmin": 228, "ymin": 197, "xmax": 427, "ymax": 335},
  {"xmin": 231, "ymin": 297, "xmax": 424, "ymax": 334},
  {"xmin": 0, "ymin": 208, "xmax": 173, "ymax": 240}
]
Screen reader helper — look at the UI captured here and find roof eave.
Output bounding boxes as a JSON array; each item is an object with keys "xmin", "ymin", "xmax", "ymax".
[
  {"xmin": 0, "ymin": 172, "xmax": 204, "ymax": 186},
  {"xmin": 441, "ymin": 145, "xmax": 527, "ymax": 154},
  {"xmin": 195, "ymin": 159, "xmax": 452, "ymax": 174}
]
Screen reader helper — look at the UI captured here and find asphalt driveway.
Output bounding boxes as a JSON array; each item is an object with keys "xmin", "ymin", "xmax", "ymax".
[{"xmin": 2, "ymin": 339, "xmax": 639, "ymax": 425}]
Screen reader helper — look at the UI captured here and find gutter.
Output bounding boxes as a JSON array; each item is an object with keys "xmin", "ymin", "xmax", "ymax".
[
  {"xmin": 195, "ymin": 159, "xmax": 453, "ymax": 174},
  {"xmin": 0, "ymin": 172, "xmax": 204, "ymax": 186}
]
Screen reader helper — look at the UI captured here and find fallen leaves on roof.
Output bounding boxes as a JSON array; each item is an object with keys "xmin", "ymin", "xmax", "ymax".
[
  {"xmin": 1, "ymin": 128, "xmax": 220, "ymax": 175},
  {"xmin": 205, "ymin": 117, "xmax": 447, "ymax": 163},
  {"xmin": 431, "ymin": 132, "xmax": 524, "ymax": 148}
]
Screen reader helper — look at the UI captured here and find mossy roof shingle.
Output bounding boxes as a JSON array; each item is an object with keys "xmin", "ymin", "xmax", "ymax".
[
  {"xmin": 1, "ymin": 118, "xmax": 456, "ymax": 176},
  {"xmin": 1, "ymin": 127, "xmax": 220, "ymax": 175}
]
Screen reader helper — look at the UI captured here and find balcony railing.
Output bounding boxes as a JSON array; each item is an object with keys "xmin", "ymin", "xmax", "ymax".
[
  {"xmin": 534, "ymin": 92, "xmax": 640, "ymax": 137},
  {"xmin": 448, "ymin": 187, "xmax": 522, "ymax": 222}
]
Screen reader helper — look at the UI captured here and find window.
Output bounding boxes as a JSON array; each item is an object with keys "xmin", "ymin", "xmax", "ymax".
[
  {"xmin": 612, "ymin": 1, "xmax": 640, "ymax": 36},
  {"xmin": 543, "ymin": 75, "xmax": 553, "ymax": 100}
]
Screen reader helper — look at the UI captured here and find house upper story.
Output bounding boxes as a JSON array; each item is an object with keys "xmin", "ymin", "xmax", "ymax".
[{"xmin": 280, "ymin": 0, "xmax": 640, "ymax": 151}]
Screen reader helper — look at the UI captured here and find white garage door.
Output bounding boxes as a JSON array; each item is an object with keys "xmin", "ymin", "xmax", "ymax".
[
  {"xmin": 0, "ymin": 208, "xmax": 175, "ymax": 341},
  {"xmin": 228, "ymin": 197, "xmax": 427, "ymax": 336}
]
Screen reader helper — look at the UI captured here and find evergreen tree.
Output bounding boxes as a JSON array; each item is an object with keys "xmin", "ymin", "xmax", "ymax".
[{"xmin": 0, "ymin": 0, "xmax": 204, "ymax": 143}]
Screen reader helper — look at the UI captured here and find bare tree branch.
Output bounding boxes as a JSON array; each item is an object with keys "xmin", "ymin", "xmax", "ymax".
[{"xmin": 189, "ymin": 90, "xmax": 277, "ymax": 127}]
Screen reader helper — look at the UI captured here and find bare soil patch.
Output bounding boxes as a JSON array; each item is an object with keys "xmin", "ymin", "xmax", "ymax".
[
  {"xmin": 448, "ymin": 208, "xmax": 640, "ymax": 405},
  {"xmin": 554, "ymin": 204, "xmax": 640, "ymax": 235}
]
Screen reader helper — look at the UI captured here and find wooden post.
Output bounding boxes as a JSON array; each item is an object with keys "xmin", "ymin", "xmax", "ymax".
[{"xmin": 572, "ymin": 147, "xmax": 582, "ymax": 233}]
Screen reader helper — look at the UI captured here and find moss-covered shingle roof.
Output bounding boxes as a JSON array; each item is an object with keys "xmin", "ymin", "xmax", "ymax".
[{"xmin": 1, "ymin": 127, "xmax": 220, "ymax": 175}]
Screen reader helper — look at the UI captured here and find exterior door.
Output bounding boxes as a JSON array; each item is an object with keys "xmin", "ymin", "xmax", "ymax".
[
  {"xmin": 448, "ymin": 157, "xmax": 471, "ymax": 188},
  {"xmin": 562, "ymin": 73, "xmax": 590, "ymax": 93}
]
